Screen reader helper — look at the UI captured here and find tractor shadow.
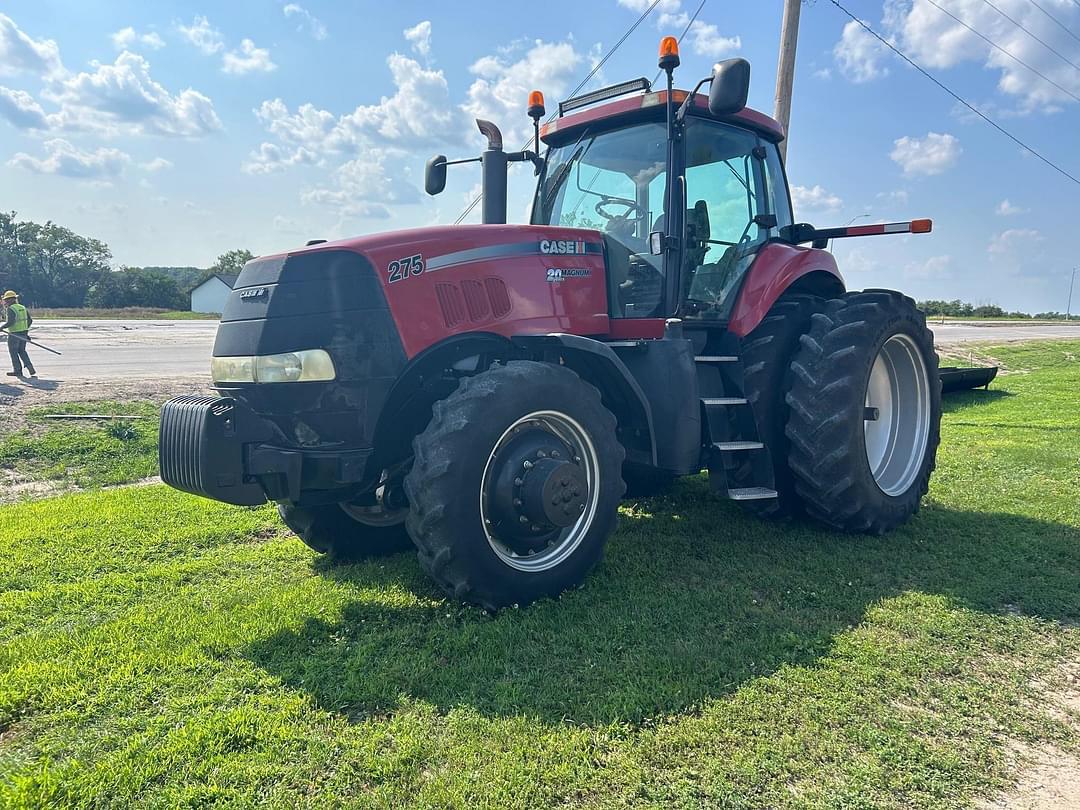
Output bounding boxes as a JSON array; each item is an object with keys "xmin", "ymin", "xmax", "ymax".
[
  {"xmin": 941, "ymin": 388, "xmax": 1012, "ymax": 413},
  {"xmin": 245, "ymin": 477, "xmax": 1080, "ymax": 726}
]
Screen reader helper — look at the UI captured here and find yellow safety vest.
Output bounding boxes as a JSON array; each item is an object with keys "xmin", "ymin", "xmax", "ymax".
[{"xmin": 8, "ymin": 303, "xmax": 29, "ymax": 333}]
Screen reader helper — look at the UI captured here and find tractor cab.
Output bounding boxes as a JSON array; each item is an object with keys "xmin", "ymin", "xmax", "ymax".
[{"xmin": 531, "ymin": 88, "xmax": 792, "ymax": 325}]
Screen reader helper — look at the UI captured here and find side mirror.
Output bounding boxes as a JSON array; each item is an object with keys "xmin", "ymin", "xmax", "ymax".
[
  {"xmin": 425, "ymin": 155, "xmax": 447, "ymax": 196},
  {"xmin": 708, "ymin": 58, "xmax": 751, "ymax": 117}
]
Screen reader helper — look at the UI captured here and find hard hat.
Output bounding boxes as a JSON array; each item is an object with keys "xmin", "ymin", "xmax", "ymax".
[{"xmin": 1, "ymin": 291, "xmax": 17, "ymax": 301}]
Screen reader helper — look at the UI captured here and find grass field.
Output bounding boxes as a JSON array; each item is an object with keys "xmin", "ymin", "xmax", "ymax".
[
  {"xmin": 1, "ymin": 341, "xmax": 1078, "ymax": 807},
  {"xmin": 0, "ymin": 401, "xmax": 160, "ymax": 494},
  {"xmin": 33, "ymin": 308, "xmax": 217, "ymax": 320}
]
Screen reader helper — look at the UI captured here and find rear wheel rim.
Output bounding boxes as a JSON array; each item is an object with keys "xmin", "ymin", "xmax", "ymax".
[
  {"xmin": 480, "ymin": 410, "xmax": 601, "ymax": 573},
  {"xmin": 863, "ymin": 333, "xmax": 931, "ymax": 496}
]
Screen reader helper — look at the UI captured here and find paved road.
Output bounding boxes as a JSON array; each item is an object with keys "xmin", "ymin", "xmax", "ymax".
[
  {"xmin": 7, "ymin": 319, "xmax": 1079, "ymax": 381},
  {"xmin": 12, "ymin": 320, "xmax": 217, "ymax": 380}
]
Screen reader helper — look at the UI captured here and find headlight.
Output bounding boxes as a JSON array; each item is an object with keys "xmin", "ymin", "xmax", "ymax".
[
  {"xmin": 211, "ymin": 350, "xmax": 336, "ymax": 384},
  {"xmin": 211, "ymin": 355, "xmax": 255, "ymax": 383}
]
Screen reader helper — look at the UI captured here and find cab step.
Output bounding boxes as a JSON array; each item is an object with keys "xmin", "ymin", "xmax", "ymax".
[
  {"xmin": 727, "ymin": 486, "xmax": 778, "ymax": 501},
  {"xmin": 712, "ymin": 441, "xmax": 764, "ymax": 451}
]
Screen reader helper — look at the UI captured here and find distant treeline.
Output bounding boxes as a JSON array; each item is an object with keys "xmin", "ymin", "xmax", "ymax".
[
  {"xmin": 917, "ymin": 299, "xmax": 1066, "ymax": 320},
  {"xmin": 0, "ymin": 211, "xmax": 251, "ymax": 309}
]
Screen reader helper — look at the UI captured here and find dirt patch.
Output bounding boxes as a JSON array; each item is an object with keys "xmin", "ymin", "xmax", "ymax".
[
  {"xmin": 0, "ymin": 375, "xmax": 212, "ymax": 438},
  {"xmin": 980, "ymin": 663, "xmax": 1080, "ymax": 809}
]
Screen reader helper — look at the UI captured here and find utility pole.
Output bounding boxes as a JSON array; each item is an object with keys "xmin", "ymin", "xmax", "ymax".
[
  {"xmin": 1068, "ymin": 267, "xmax": 1078, "ymax": 321},
  {"xmin": 774, "ymin": 0, "xmax": 802, "ymax": 163}
]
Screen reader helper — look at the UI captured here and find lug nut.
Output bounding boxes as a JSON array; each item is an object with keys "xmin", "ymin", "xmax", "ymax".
[
  {"xmin": 523, "ymin": 460, "xmax": 533, "ymax": 470},
  {"xmin": 514, "ymin": 477, "xmax": 523, "ymax": 486},
  {"xmin": 537, "ymin": 450, "xmax": 547, "ymax": 458},
  {"xmin": 513, "ymin": 498, "xmax": 522, "ymax": 507},
  {"xmin": 519, "ymin": 515, "xmax": 529, "ymax": 524},
  {"xmin": 551, "ymin": 450, "xmax": 560, "ymax": 458}
]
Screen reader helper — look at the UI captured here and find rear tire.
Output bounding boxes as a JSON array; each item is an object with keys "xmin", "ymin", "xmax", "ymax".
[
  {"xmin": 404, "ymin": 361, "xmax": 625, "ymax": 610},
  {"xmin": 278, "ymin": 502, "xmax": 412, "ymax": 559},
  {"xmin": 785, "ymin": 290, "xmax": 941, "ymax": 534},
  {"xmin": 732, "ymin": 293, "xmax": 825, "ymax": 518}
]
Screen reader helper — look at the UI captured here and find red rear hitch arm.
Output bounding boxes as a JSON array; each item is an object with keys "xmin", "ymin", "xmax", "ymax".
[{"xmin": 782, "ymin": 219, "xmax": 932, "ymax": 249}]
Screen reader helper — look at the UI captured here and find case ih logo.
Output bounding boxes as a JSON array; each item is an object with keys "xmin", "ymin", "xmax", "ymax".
[{"xmin": 539, "ymin": 239, "xmax": 587, "ymax": 255}]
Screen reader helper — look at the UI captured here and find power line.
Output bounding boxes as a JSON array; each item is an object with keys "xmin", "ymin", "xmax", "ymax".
[
  {"xmin": 1021, "ymin": 0, "xmax": 1080, "ymax": 47},
  {"xmin": 923, "ymin": 0, "xmax": 1080, "ymax": 103},
  {"xmin": 827, "ymin": 0, "xmax": 1080, "ymax": 187},
  {"xmin": 454, "ymin": 0, "xmax": 666, "ymax": 224},
  {"xmin": 978, "ymin": 0, "xmax": 1080, "ymax": 74}
]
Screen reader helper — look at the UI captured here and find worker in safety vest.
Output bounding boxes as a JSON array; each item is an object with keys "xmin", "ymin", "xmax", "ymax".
[{"xmin": 2, "ymin": 290, "xmax": 36, "ymax": 378}]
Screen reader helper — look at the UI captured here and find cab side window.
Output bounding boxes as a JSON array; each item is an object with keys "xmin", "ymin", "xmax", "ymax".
[{"xmin": 681, "ymin": 120, "xmax": 773, "ymax": 320}]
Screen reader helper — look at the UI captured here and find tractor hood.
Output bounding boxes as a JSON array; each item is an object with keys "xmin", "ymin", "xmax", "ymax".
[{"xmin": 227, "ymin": 224, "xmax": 612, "ymax": 359}]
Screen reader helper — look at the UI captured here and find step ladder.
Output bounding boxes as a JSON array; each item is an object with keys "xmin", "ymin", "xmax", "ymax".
[{"xmin": 694, "ymin": 347, "xmax": 778, "ymax": 502}]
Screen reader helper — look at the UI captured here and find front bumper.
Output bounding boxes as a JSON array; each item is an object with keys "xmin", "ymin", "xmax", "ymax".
[{"xmin": 159, "ymin": 395, "xmax": 372, "ymax": 506}]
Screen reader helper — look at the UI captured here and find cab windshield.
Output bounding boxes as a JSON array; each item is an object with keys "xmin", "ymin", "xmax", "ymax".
[{"xmin": 532, "ymin": 122, "xmax": 669, "ymax": 317}]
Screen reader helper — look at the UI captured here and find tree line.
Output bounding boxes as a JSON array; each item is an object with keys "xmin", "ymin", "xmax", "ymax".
[
  {"xmin": 917, "ymin": 299, "xmax": 1067, "ymax": 320},
  {"xmin": 0, "ymin": 211, "xmax": 252, "ymax": 310}
]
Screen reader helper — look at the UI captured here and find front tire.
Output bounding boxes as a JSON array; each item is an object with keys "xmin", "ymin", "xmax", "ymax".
[
  {"xmin": 404, "ymin": 361, "xmax": 625, "ymax": 610},
  {"xmin": 785, "ymin": 290, "xmax": 941, "ymax": 534}
]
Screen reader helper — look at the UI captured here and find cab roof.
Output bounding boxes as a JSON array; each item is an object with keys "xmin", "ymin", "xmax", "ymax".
[{"xmin": 540, "ymin": 89, "xmax": 785, "ymax": 145}]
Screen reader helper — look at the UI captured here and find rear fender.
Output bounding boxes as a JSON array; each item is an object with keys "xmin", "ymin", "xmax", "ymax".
[{"xmin": 728, "ymin": 242, "xmax": 845, "ymax": 337}]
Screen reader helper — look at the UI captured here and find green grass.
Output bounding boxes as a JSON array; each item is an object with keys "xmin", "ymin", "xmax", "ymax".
[
  {"xmin": 34, "ymin": 308, "xmax": 217, "ymax": 320},
  {"xmin": 0, "ymin": 401, "xmax": 160, "ymax": 492},
  {"xmin": 1, "ymin": 342, "xmax": 1079, "ymax": 807}
]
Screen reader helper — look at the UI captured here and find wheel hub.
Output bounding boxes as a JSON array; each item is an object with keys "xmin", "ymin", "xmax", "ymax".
[{"xmin": 480, "ymin": 411, "xmax": 601, "ymax": 570}]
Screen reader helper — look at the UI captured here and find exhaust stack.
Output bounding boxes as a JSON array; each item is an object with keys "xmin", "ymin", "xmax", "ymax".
[{"xmin": 476, "ymin": 120, "xmax": 507, "ymax": 225}]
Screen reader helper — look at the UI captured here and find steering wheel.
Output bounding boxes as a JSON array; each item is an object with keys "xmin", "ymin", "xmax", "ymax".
[{"xmin": 594, "ymin": 197, "xmax": 647, "ymax": 227}]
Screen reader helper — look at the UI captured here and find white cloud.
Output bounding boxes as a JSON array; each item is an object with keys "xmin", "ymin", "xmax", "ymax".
[
  {"xmin": 890, "ymin": 132, "xmax": 961, "ymax": 176},
  {"xmin": 465, "ymin": 39, "xmax": 584, "ymax": 147},
  {"xmin": 838, "ymin": 0, "xmax": 1080, "ymax": 112},
  {"xmin": 8, "ymin": 138, "xmax": 130, "ymax": 178},
  {"xmin": 223, "ymin": 39, "xmax": 276, "ymax": 75},
  {"xmin": 141, "ymin": 157, "xmax": 173, "ymax": 172},
  {"xmin": 996, "ymin": 199, "xmax": 1027, "ymax": 216},
  {"xmin": 255, "ymin": 52, "xmax": 461, "ymax": 156},
  {"xmin": 619, "ymin": 1, "xmax": 739, "ymax": 57},
  {"xmin": 904, "ymin": 254, "xmax": 952, "ymax": 280},
  {"xmin": 0, "ymin": 85, "xmax": 49, "ymax": 129},
  {"xmin": 242, "ymin": 142, "xmax": 318, "ymax": 174},
  {"xmin": 178, "ymin": 16, "xmax": 223, "ymax": 55},
  {"xmin": 404, "ymin": 21, "xmax": 432, "ymax": 57},
  {"xmin": 45, "ymin": 51, "xmax": 221, "ymax": 137},
  {"xmin": 0, "ymin": 13, "xmax": 64, "ymax": 77},
  {"xmin": 283, "ymin": 4, "xmax": 327, "ymax": 41},
  {"xmin": 833, "ymin": 19, "xmax": 888, "ymax": 83},
  {"xmin": 791, "ymin": 184, "xmax": 843, "ymax": 216},
  {"xmin": 111, "ymin": 27, "xmax": 165, "ymax": 51},
  {"xmin": 989, "ymin": 228, "xmax": 1042, "ymax": 255}
]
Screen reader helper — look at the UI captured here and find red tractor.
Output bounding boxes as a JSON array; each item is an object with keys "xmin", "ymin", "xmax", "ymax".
[{"xmin": 161, "ymin": 39, "xmax": 941, "ymax": 610}]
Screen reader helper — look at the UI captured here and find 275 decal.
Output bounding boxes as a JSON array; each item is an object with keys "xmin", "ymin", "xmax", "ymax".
[{"xmin": 387, "ymin": 254, "xmax": 424, "ymax": 283}]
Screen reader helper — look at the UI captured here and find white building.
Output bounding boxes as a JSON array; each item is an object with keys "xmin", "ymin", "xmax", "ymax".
[{"xmin": 190, "ymin": 273, "xmax": 238, "ymax": 314}]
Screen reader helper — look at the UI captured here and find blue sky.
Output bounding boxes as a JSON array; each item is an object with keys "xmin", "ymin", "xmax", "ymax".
[{"xmin": 1, "ymin": 0, "xmax": 1077, "ymax": 313}]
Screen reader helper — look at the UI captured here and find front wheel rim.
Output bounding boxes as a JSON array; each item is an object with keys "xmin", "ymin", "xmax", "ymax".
[
  {"xmin": 480, "ymin": 410, "xmax": 601, "ymax": 573},
  {"xmin": 863, "ymin": 333, "xmax": 932, "ymax": 496}
]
